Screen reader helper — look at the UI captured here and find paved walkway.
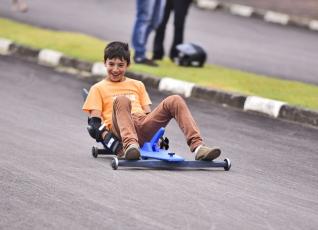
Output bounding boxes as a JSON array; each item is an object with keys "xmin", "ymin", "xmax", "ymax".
[{"xmin": 218, "ymin": 0, "xmax": 318, "ymax": 20}]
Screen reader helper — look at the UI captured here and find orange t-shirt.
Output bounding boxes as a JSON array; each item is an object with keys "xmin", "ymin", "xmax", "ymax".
[{"xmin": 82, "ymin": 77, "xmax": 152, "ymax": 130}]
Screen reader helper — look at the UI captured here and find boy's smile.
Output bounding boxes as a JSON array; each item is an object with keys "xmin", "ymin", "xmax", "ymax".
[{"xmin": 105, "ymin": 58, "xmax": 128, "ymax": 82}]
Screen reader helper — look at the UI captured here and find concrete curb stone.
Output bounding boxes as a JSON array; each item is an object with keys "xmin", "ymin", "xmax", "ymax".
[
  {"xmin": 91, "ymin": 62, "xmax": 107, "ymax": 76},
  {"xmin": 244, "ymin": 96, "xmax": 286, "ymax": 118},
  {"xmin": 279, "ymin": 105, "xmax": 318, "ymax": 127},
  {"xmin": 126, "ymin": 71, "xmax": 161, "ymax": 90},
  {"xmin": 0, "ymin": 38, "xmax": 317, "ymax": 128},
  {"xmin": 0, "ymin": 38, "xmax": 12, "ymax": 55},
  {"xmin": 10, "ymin": 43, "xmax": 39, "ymax": 60},
  {"xmin": 191, "ymin": 86, "xmax": 247, "ymax": 109},
  {"xmin": 59, "ymin": 56, "xmax": 93, "ymax": 72},
  {"xmin": 195, "ymin": 0, "xmax": 318, "ymax": 32},
  {"xmin": 38, "ymin": 49, "xmax": 63, "ymax": 66},
  {"xmin": 309, "ymin": 20, "xmax": 318, "ymax": 30},
  {"xmin": 159, "ymin": 77, "xmax": 195, "ymax": 98}
]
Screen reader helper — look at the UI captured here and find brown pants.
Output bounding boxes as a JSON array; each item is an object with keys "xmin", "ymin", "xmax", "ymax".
[{"xmin": 111, "ymin": 95, "xmax": 203, "ymax": 152}]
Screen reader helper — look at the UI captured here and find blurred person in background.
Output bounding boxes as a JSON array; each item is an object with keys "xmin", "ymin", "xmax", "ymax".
[
  {"xmin": 152, "ymin": 0, "xmax": 192, "ymax": 61},
  {"xmin": 11, "ymin": 0, "xmax": 28, "ymax": 12},
  {"xmin": 132, "ymin": 0, "xmax": 166, "ymax": 67}
]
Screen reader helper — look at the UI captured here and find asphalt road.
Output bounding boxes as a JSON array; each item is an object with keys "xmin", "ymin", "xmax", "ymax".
[
  {"xmin": 0, "ymin": 0, "xmax": 318, "ymax": 85},
  {"xmin": 1, "ymin": 56, "xmax": 317, "ymax": 230}
]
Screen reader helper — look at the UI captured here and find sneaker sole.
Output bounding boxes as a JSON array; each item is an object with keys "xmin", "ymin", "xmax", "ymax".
[
  {"xmin": 125, "ymin": 148, "xmax": 140, "ymax": 160},
  {"xmin": 205, "ymin": 149, "xmax": 221, "ymax": 161}
]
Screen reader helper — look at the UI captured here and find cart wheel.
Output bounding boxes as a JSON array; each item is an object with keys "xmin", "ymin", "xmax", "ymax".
[
  {"xmin": 98, "ymin": 148, "xmax": 109, "ymax": 155},
  {"xmin": 111, "ymin": 157, "xmax": 119, "ymax": 170},
  {"xmin": 92, "ymin": 146, "xmax": 99, "ymax": 158},
  {"xmin": 224, "ymin": 158, "xmax": 231, "ymax": 171}
]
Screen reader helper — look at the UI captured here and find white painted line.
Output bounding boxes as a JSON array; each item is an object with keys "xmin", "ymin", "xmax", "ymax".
[
  {"xmin": 158, "ymin": 77, "xmax": 194, "ymax": 98},
  {"xmin": 0, "ymin": 38, "xmax": 13, "ymax": 55},
  {"xmin": 230, "ymin": 4, "xmax": 253, "ymax": 17},
  {"xmin": 197, "ymin": 0, "xmax": 219, "ymax": 10},
  {"xmin": 309, "ymin": 20, "xmax": 318, "ymax": 31},
  {"xmin": 244, "ymin": 96, "xmax": 286, "ymax": 117},
  {"xmin": 92, "ymin": 62, "xmax": 107, "ymax": 76},
  {"xmin": 38, "ymin": 49, "xmax": 63, "ymax": 66},
  {"xmin": 264, "ymin": 11, "xmax": 289, "ymax": 25}
]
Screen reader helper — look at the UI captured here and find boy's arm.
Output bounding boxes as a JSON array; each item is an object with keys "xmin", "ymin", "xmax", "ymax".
[
  {"xmin": 89, "ymin": 109, "xmax": 108, "ymax": 139},
  {"xmin": 88, "ymin": 109, "xmax": 122, "ymax": 154},
  {"xmin": 142, "ymin": 105, "xmax": 151, "ymax": 114},
  {"xmin": 90, "ymin": 109, "xmax": 102, "ymax": 118},
  {"xmin": 138, "ymin": 82, "xmax": 152, "ymax": 114}
]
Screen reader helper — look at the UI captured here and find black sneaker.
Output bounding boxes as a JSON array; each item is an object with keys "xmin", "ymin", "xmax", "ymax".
[
  {"xmin": 134, "ymin": 58, "xmax": 158, "ymax": 67},
  {"xmin": 152, "ymin": 54, "xmax": 163, "ymax": 61}
]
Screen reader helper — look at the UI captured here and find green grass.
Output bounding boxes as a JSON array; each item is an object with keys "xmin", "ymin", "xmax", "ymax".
[
  {"xmin": 1, "ymin": 17, "xmax": 317, "ymax": 110},
  {"xmin": 0, "ymin": 18, "xmax": 105, "ymax": 62}
]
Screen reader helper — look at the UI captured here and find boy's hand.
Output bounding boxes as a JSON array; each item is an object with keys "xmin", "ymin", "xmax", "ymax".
[
  {"xmin": 95, "ymin": 124, "xmax": 107, "ymax": 142},
  {"xmin": 87, "ymin": 117, "xmax": 106, "ymax": 141},
  {"xmin": 87, "ymin": 116, "xmax": 122, "ymax": 154},
  {"xmin": 142, "ymin": 104, "xmax": 151, "ymax": 114}
]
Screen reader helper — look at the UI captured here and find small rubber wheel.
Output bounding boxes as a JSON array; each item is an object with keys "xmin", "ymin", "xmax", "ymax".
[
  {"xmin": 224, "ymin": 158, "xmax": 231, "ymax": 171},
  {"xmin": 111, "ymin": 157, "xmax": 119, "ymax": 170},
  {"xmin": 92, "ymin": 146, "xmax": 99, "ymax": 158}
]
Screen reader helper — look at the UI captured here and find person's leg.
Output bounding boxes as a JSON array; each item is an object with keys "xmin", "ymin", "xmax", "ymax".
[
  {"xmin": 111, "ymin": 95, "xmax": 220, "ymax": 160},
  {"xmin": 170, "ymin": 0, "xmax": 192, "ymax": 59},
  {"xmin": 132, "ymin": 0, "xmax": 156, "ymax": 61},
  {"xmin": 111, "ymin": 96, "xmax": 140, "ymax": 159},
  {"xmin": 136, "ymin": 95, "xmax": 221, "ymax": 160},
  {"xmin": 144, "ymin": 0, "xmax": 165, "ymax": 52},
  {"xmin": 136, "ymin": 95, "xmax": 202, "ymax": 151},
  {"xmin": 151, "ymin": 0, "xmax": 167, "ymax": 30},
  {"xmin": 153, "ymin": 0, "xmax": 173, "ymax": 60},
  {"xmin": 11, "ymin": 0, "xmax": 28, "ymax": 12}
]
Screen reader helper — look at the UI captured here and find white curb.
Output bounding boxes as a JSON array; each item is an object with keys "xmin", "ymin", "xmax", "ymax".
[
  {"xmin": 230, "ymin": 5, "xmax": 253, "ymax": 17},
  {"xmin": 309, "ymin": 20, "xmax": 318, "ymax": 31},
  {"xmin": 0, "ymin": 38, "xmax": 13, "ymax": 55},
  {"xmin": 244, "ymin": 96, "xmax": 286, "ymax": 117},
  {"xmin": 264, "ymin": 11, "xmax": 289, "ymax": 25},
  {"xmin": 159, "ymin": 77, "xmax": 195, "ymax": 98},
  {"xmin": 38, "ymin": 49, "xmax": 63, "ymax": 66},
  {"xmin": 197, "ymin": 0, "xmax": 219, "ymax": 10},
  {"xmin": 92, "ymin": 62, "xmax": 107, "ymax": 76}
]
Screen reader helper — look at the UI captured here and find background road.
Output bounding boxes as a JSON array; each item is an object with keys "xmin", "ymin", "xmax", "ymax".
[
  {"xmin": 1, "ymin": 56, "xmax": 317, "ymax": 229},
  {"xmin": 0, "ymin": 0, "xmax": 318, "ymax": 85}
]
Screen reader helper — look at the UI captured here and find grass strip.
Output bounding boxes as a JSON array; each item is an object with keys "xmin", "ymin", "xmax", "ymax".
[{"xmin": 1, "ymin": 17, "xmax": 317, "ymax": 110}]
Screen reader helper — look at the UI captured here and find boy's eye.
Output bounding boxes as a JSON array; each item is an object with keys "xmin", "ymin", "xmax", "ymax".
[{"xmin": 106, "ymin": 60, "xmax": 126, "ymax": 68}]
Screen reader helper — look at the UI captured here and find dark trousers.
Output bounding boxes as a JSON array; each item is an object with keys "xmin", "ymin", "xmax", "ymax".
[{"xmin": 153, "ymin": 0, "xmax": 192, "ymax": 60}]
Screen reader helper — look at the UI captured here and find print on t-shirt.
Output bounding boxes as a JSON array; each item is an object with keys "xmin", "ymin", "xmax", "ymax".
[{"xmin": 112, "ymin": 93, "xmax": 136, "ymax": 102}]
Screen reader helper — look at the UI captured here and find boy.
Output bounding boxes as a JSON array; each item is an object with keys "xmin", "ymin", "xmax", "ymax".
[{"xmin": 82, "ymin": 41, "xmax": 221, "ymax": 161}]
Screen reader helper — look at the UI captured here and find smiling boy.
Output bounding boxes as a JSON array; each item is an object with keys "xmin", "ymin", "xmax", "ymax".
[{"xmin": 82, "ymin": 41, "xmax": 221, "ymax": 161}]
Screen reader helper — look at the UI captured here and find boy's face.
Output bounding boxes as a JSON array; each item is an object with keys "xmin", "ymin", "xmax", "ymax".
[{"xmin": 105, "ymin": 58, "xmax": 128, "ymax": 82}]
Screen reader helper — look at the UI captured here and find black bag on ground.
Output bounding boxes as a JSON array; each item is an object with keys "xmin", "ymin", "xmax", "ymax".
[{"xmin": 174, "ymin": 43, "xmax": 207, "ymax": 67}]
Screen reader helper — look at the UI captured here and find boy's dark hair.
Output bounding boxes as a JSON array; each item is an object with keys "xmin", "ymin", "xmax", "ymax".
[{"xmin": 104, "ymin": 41, "xmax": 130, "ymax": 65}]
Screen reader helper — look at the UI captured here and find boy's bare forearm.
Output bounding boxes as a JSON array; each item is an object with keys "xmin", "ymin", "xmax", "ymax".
[
  {"xmin": 90, "ymin": 110, "xmax": 102, "ymax": 118},
  {"xmin": 142, "ymin": 105, "xmax": 151, "ymax": 114}
]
